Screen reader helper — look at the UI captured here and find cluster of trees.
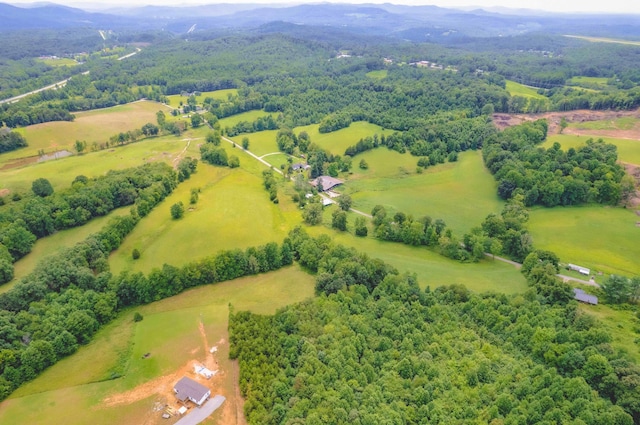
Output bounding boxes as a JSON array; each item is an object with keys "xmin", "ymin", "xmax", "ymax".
[
  {"xmin": 200, "ymin": 144, "xmax": 239, "ymax": 168},
  {"xmin": 484, "ymin": 120, "xmax": 627, "ymax": 206},
  {"xmin": 276, "ymin": 129, "xmax": 311, "ymax": 155},
  {"xmin": 230, "ymin": 237, "xmax": 640, "ymax": 424},
  {"xmin": 601, "ymin": 274, "xmax": 640, "ymax": 305},
  {"xmin": 225, "ymin": 115, "xmax": 278, "ymax": 137},
  {"xmin": 0, "ymin": 163, "xmax": 178, "ymax": 283},
  {"xmin": 0, "ymin": 130, "xmax": 27, "ymax": 153}
]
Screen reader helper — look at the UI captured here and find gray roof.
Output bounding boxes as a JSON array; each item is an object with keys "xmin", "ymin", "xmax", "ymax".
[
  {"xmin": 573, "ymin": 288, "xmax": 598, "ymax": 305},
  {"xmin": 174, "ymin": 377, "xmax": 209, "ymax": 402},
  {"xmin": 310, "ymin": 176, "xmax": 343, "ymax": 191}
]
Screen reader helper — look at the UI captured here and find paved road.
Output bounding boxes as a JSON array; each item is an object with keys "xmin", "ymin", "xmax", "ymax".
[
  {"xmin": 0, "ymin": 49, "xmax": 140, "ymax": 105},
  {"xmin": 174, "ymin": 395, "xmax": 225, "ymax": 425}
]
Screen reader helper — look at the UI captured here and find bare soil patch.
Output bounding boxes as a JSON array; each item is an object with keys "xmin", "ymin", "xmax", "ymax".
[
  {"xmin": 493, "ymin": 109, "xmax": 640, "ymax": 139},
  {"xmin": 0, "ymin": 155, "xmax": 39, "ymax": 171},
  {"xmin": 0, "ymin": 189, "xmax": 9, "ymax": 197},
  {"xmin": 101, "ymin": 321, "xmax": 243, "ymax": 425}
]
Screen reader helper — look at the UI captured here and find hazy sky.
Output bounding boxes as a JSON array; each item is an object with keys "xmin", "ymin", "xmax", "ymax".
[{"xmin": 8, "ymin": 0, "xmax": 640, "ymax": 14}]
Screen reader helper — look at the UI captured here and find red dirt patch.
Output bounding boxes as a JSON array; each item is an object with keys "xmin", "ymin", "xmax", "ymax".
[{"xmin": 493, "ymin": 108, "xmax": 640, "ymax": 140}]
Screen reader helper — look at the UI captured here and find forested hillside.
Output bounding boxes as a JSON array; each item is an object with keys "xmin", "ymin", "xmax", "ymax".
[{"xmin": 230, "ymin": 232, "xmax": 640, "ymax": 424}]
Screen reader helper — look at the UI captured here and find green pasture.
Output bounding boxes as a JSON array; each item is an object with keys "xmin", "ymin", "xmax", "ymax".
[
  {"xmin": 567, "ymin": 76, "xmax": 610, "ymax": 89},
  {"xmin": 5, "ymin": 100, "xmax": 169, "ymax": 162},
  {"xmin": 225, "ymin": 129, "xmax": 279, "ymax": 157},
  {"xmin": 366, "ymin": 69, "xmax": 388, "ymax": 80},
  {"xmin": 528, "ymin": 205, "xmax": 640, "ymax": 276},
  {"xmin": 218, "ymin": 110, "xmax": 276, "ymax": 130},
  {"xmin": 110, "ymin": 154, "xmax": 297, "ymax": 275},
  {"xmin": 261, "ymin": 152, "xmax": 292, "ymax": 169},
  {"xmin": 568, "ymin": 117, "xmax": 637, "ymax": 131},
  {"xmin": 505, "ymin": 80, "xmax": 547, "ymax": 100},
  {"xmin": 307, "ymin": 218, "xmax": 527, "ymax": 294},
  {"xmin": 0, "ymin": 266, "xmax": 314, "ymax": 425},
  {"xmin": 543, "ymin": 134, "xmax": 640, "ymax": 165},
  {"xmin": 0, "ymin": 134, "xmax": 198, "ymax": 194},
  {"xmin": 345, "ymin": 150, "xmax": 504, "ymax": 235},
  {"xmin": 165, "ymin": 89, "xmax": 238, "ymax": 108},
  {"xmin": 36, "ymin": 58, "xmax": 78, "ymax": 67},
  {"xmin": 294, "ymin": 121, "xmax": 392, "ymax": 157},
  {"xmin": 0, "ymin": 207, "xmax": 131, "ymax": 293}
]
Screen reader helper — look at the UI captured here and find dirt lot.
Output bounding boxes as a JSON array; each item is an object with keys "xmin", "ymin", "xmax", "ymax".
[
  {"xmin": 102, "ymin": 321, "xmax": 245, "ymax": 425},
  {"xmin": 493, "ymin": 108, "xmax": 640, "ymax": 139}
]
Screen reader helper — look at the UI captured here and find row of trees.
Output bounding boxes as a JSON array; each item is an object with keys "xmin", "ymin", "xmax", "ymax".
[
  {"xmin": 230, "ymin": 229, "xmax": 640, "ymax": 424},
  {"xmin": 0, "ymin": 163, "xmax": 178, "ymax": 284}
]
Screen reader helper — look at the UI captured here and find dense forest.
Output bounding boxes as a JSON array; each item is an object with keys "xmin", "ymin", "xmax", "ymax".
[{"xmin": 230, "ymin": 230, "xmax": 640, "ymax": 424}]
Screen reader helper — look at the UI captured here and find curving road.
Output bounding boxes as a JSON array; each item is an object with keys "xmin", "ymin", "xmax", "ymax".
[{"xmin": 0, "ymin": 48, "xmax": 141, "ymax": 105}]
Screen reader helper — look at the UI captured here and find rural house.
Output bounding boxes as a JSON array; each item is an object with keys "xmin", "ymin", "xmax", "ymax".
[
  {"xmin": 174, "ymin": 376, "xmax": 211, "ymax": 406},
  {"xmin": 310, "ymin": 176, "xmax": 343, "ymax": 192}
]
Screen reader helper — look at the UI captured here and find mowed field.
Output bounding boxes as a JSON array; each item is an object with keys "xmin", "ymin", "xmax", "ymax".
[
  {"xmin": 8, "ymin": 100, "xmax": 170, "ymax": 162},
  {"xmin": 0, "ymin": 266, "xmax": 315, "ymax": 425},
  {"xmin": 294, "ymin": 121, "xmax": 393, "ymax": 156},
  {"xmin": 528, "ymin": 205, "xmax": 640, "ymax": 276},
  {"xmin": 165, "ymin": 89, "xmax": 238, "ymax": 108},
  {"xmin": 505, "ymin": 80, "xmax": 548, "ymax": 100},
  {"xmin": 344, "ymin": 150, "xmax": 503, "ymax": 235}
]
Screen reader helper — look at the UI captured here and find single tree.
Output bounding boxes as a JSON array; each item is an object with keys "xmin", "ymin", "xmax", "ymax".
[
  {"xmin": 303, "ymin": 203, "xmax": 323, "ymax": 225},
  {"xmin": 170, "ymin": 202, "xmax": 185, "ymax": 219},
  {"xmin": 337, "ymin": 194, "xmax": 352, "ymax": 211},
  {"xmin": 332, "ymin": 209, "xmax": 348, "ymax": 231},
  {"xmin": 242, "ymin": 137, "xmax": 250, "ymax": 150},
  {"xmin": 32, "ymin": 178, "xmax": 54, "ymax": 197}
]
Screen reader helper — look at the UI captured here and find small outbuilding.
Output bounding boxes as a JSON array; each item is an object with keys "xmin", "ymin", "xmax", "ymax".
[
  {"xmin": 174, "ymin": 376, "xmax": 211, "ymax": 406},
  {"xmin": 573, "ymin": 288, "xmax": 598, "ymax": 305},
  {"xmin": 292, "ymin": 163, "xmax": 310, "ymax": 171},
  {"xmin": 568, "ymin": 263, "xmax": 590, "ymax": 276}
]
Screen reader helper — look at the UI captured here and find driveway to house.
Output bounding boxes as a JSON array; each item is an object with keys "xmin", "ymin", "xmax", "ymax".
[{"xmin": 174, "ymin": 395, "xmax": 226, "ymax": 425}]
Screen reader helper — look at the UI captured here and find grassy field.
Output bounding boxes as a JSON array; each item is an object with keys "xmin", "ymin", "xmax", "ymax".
[
  {"xmin": 165, "ymin": 89, "xmax": 238, "ymax": 108},
  {"xmin": 0, "ymin": 266, "xmax": 315, "ymax": 425},
  {"xmin": 110, "ymin": 147, "xmax": 300, "ymax": 275},
  {"xmin": 344, "ymin": 150, "xmax": 504, "ymax": 236},
  {"xmin": 564, "ymin": 35, "xmax": 640, "ymax": 46},
  {"xmin": 307, "ymin": 217, "xmax": 527, "ymax": 294},
  {"xmin": 294, "ymin": 121, "xmax": 393, "ymax": 156},
  {"xmin": 566, "ymin": 117, "xmax": 638, "ymax": 131},
  {"xmin": 0, "ymin": 132, "xmax": 203, "ymax": 194},
  {"xmin": 261, "ymin": 152, "xmax": 292, "ymax": 169},
  {"xmin": 0, "ymin": 207, "xmax": 131, "ymax": 293},
  {"xmin": 528, "ymin": 205, "xmax": 640, "ymax": 276},
  {"xmin": 218, "ymin": 110, "xmax": 277, "ymax": 130},
  {"xmin": 36, "ymin": 58, "xmax": 78, "ymax": 67},
  {"xmin": 366, "ymin": 69, "xmax": 388, "ymax": 80},
  {"xmin": 7, "ymin": 101, "xmax": 169, "ymax": 162},
  {"xmin": 567, "ymin": 76, "xmax": 610, "ymax": 89},
  {"xmin": 543, "ymin": 134, "xmax": 640, "ymax": 165},
  {"xmin": 505, "ymin": 80, "xmax": 547, "ymax": 99},
  {"xmin": 226, "ymin": 129, "xmax": 279, "ymax": 157}
]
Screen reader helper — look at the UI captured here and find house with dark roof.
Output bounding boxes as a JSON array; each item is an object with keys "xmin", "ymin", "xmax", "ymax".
[
  {"xmin": 292, "ymin": 163, "xmax": 310, "ymax": 171},
  {"xmin": 310, "ymin": 176, "xmax": 343, "ymax": 192},
  {"xmin": 174, "ymin": 376, "xmax": 211, "ymax": 406},
  {"xmin": 573, "ymin": 288, "xmax": 598, "ymax": 305}
]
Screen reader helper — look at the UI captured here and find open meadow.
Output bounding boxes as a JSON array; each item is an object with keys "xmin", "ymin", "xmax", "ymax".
[
  {"xmin": 0, "ymin": 266, "xmax": 315, "ymax": 425},
  {"xmin": 165, "ymin": 89, "xmax": 238, "ymax": 108},
  {"xmin": 343, "ymin": 150, "xmax": 503, "ymax": 235},
  {"xmin": 528, "ymin": 205, "xmax": 640, "ymax": 276},
  {"xmin": 505, "ymin": 80, "xmax": 548, "ymax": 100},
  {"xmin": 293, "ymin": 121, "xmax": 392, "ymax": 156},
  {"xmin": 110, "ymin": 143, "xmax": 301, "ymax": 275},
  {"xmin": 7, "ymin": 100, "xmax": 170, "ymax": 162}
]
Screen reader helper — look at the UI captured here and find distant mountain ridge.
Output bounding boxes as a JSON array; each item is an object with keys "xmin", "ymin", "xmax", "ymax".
[{"xmin": 1, "ymin": 1, "xmax": 640, "ymax": 39}]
